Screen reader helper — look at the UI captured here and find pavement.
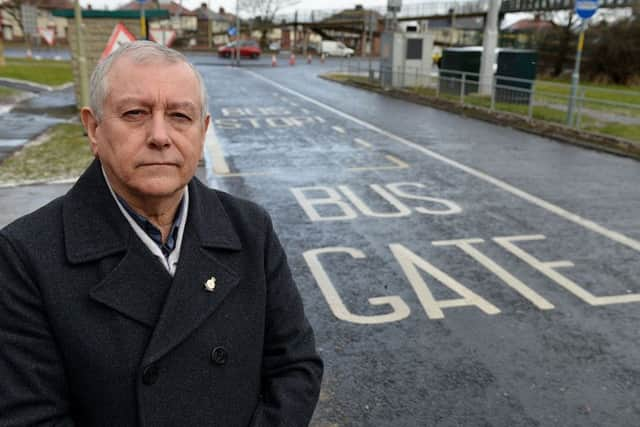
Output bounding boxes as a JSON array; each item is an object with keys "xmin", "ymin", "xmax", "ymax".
[
  {"xmin": 2, "ymin": 53, "xmax": 640, "ymax": 426},
  {"xmin": 0, "ymin": 80, "xmax": 77, "ymax": 164}
]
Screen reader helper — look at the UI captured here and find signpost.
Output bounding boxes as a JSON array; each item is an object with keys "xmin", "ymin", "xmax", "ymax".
[
  {"xmin": 137, "ymin": 0, "xmax": 147, "ymax": 39},
  {"xmin": 20, "ymin": 4, "xmax": 38, "ymax": 57},
  {"xmin": 567, "ymin": 0, "xmax": 599, "ymax": 126},
  {"xmin": 74, "ymin": 0, "xmax": 89, "ymax": 109}
]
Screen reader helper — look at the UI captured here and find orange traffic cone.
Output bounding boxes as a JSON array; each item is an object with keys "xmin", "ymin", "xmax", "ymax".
[
  {"xmin": 307, "ymin": 54, "xmax": 312, "ymax": 64},
  {"xmin": 271, "ymin": 54, "xmax": 277, "ymax": 67},
  {"xmin": 289, "ymin": 53, "xmax": 296, "ymax": 66}
]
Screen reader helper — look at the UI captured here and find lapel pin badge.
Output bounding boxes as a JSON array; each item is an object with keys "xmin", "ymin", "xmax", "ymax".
[{"xmin": 204, "ymin": 276, "xmax": 216, "ymax": 292}]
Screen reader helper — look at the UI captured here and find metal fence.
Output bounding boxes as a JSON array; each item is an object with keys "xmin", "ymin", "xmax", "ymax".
[{"xmin": 337, "ymin": 58, "xmax": 640, "ymax": 142}]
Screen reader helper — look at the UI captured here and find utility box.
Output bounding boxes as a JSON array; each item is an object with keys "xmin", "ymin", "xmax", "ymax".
[
  {"xmin": 439, "ymin": 47, "xmax": 482, "ymax": 96},
  {"xmin": 439, "ymin": 46, "xmax": 537, "ymax": 104},
  {"xmin": 379, "ymin": 30, "xmax": 434, "ymax": 89},
  {"xmin": 495, "ymin": 49, "xmax": 537, "ymax": 104}
]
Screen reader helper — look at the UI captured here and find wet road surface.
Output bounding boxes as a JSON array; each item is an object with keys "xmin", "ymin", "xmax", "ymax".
[
  {"xmin": 2, "ymin": 57, "xmax": 640, "ymax": 426},
  {"xmin": 202, "ymin": 60, "xmax": 640, "ymax": 427}
]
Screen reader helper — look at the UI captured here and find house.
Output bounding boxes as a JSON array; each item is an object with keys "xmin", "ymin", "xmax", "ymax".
[
  {"xmin": 0, "ymin": 0, "xmax": 73, "ymax": 43},
  {"xmin": 193, "ymin": 4, "xmax": 236, "ymax": 47},
  {"xmin": 118, "ymin": 0, "xmax": 198, "ymax": 37},
  {"xmin": 501, "ymin": 16, "xmax": 555, "ymax": 48}
]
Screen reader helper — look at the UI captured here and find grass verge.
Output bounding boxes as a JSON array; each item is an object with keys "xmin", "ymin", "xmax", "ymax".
[
  {"xmin": 0, "ymin": 123, "xmax": 93, "ymax": 185},
  {"xmin": 0, "ymin": 86, "xmax": 20, "ymax": 98},
  {"xmin": 331, "ymin": 74, "xmax": 640, "ymax": 143},
  {"xmin": 0, "ymin": 58, "xmax": 73, "ymax": 86}
]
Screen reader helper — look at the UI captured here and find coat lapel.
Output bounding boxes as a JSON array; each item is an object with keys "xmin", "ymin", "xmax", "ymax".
[
  {"xmin": 64, "ymin": 161, "xmax": 245, "ymax": 362},
  {"xmin": 141, "ymin": 179, "xmax": 243, "ymax": 365},
  {"xmin": 88, "ymin": 238, "xmax": 174, "ymax": 328},
  {"xmin": 64, "ymin": 159, "xmax": 174, "ymax": 328}
]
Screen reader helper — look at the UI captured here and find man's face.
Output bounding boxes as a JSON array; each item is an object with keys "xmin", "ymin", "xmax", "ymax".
[{"xmin": 84, "ymin": 56, "xmax": 209, "ymax": 201}]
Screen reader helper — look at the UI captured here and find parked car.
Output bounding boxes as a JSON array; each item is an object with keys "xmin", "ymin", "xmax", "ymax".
[
  {"xmin": 268, "ymin": 41, "xmax": 281, "ymax": 52},
  {"xmin": 320, "ymin": 40, "xmax": 354, "ymax": 57},
  {"xmin": 218, "ymin": 40, "xmax": 262, "ymax": 59}
]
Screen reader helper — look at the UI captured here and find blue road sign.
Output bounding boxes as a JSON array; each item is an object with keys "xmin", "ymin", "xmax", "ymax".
[
  {"xmin": 228, "ymin": 26, "xmax": 237, "ymax": 36},
  {"xmin": 575, "ymin": 0, "xmax": 598, "ymax": 19}
]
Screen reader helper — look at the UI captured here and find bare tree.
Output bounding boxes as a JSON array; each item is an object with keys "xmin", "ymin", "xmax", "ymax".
[{"xmin": 239, "ymin": 0, "xmax": 299, "ymax": 22}]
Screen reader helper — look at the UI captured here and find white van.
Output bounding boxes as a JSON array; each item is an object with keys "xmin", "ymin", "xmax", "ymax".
[{"xmin": 320, "ymin": 41, "xmax": 355, "ymax": 57}]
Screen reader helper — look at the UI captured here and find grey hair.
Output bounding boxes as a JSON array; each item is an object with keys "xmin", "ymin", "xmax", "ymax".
[{"xmin": 89, "ymin": 40, "xmax": 209, "ymax": 122}]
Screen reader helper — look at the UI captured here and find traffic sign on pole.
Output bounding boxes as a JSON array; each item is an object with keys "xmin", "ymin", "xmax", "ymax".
[
  {"xmin": 149, "ymin": 29, "xmax": 176, "ymax": 47},
  {"xmin": 576, "ymin": 0, "xmax": 599, "ymax": 19},
  {"xmin": 101, "ymin": 23, "xmax": 137, "ymax": 60},
  {"xmin": 567, "ymin": 0, "xmax": 598, "ymax": 126}
]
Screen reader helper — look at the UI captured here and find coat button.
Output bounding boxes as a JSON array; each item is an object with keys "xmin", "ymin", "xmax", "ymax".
[
  {"xmin": 211, "ymin": 346, "xmax": 228, "ymax": 365},
  {"xmin": 142, "ymin": 365, "xmax": 159, "ymax": 385}
]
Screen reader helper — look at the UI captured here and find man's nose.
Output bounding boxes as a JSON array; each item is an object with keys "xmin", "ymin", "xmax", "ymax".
[{"xmin": 148, "ymin": 112, "xmax": 171, "ymax": 148}]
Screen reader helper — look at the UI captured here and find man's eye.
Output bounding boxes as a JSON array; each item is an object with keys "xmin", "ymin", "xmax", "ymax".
[
  {"xmin": 123, "ymin": 110, "xmax": 146, "ymax": 118},
  {"xmin": 171, "ymin": 112, "xmax": 192, "ymax": 121}
]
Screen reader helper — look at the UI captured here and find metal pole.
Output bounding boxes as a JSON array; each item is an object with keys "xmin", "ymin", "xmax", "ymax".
[
  {"xmin": 567, "ymin": 20, "xmax": 586, "ymax": 127},
  {"xmin": 140, "ymin": 2, "xmax": 147, "ymax": 39},
  {"xmin": 479, "ymin": 0, "xmax": 500, "ymax": 95},
  {"xmin": 74, "ymin": 0, "xmax": 89, "ymax": 109},
  {"xmin": 235, "ymin": 0, "xmax": 240, "ymax": 66},
  {"xmin": 0, "ymin": 32, "xmax": 5, "ymax": 66},
  {"xmin": 207, "ymin": 0, "xmax": 212, "ymax": 48},
  {"xmin": 368, "ymin": 11, "xmax": 375, "ymax": 81},
  {"xmin": 527, "ymin": 81, "xmax": 535, "ymax": 120}
]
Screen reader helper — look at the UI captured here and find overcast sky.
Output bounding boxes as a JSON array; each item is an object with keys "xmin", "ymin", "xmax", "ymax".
[{"xmin": 81, "ymin": 0, "xmax": 450, "ymax": 14}]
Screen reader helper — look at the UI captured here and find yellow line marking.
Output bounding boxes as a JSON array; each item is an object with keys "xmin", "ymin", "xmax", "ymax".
[
  {"xmin": 354, "ymin": 138, "xmax": 373, "ymax": 149},
  {"xmin": 348, "ymin": 155, "xmax": 409, "ymax": 171},
  {"xmin": 205, "ymin": 125, "xmax": 230, "ymax": 174},
  {"xmin": 217, "ymin": 171, "xmax": 274, "ymax": 178}
]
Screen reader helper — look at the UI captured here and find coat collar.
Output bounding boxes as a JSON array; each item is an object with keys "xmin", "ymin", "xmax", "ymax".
[
  {"xmin": 63, "ymin": 159, "xmax": 242, "ymax": 264},
  {"xmin": 65, "ymin": 160, "xmax": 244, "ymax": 358}
]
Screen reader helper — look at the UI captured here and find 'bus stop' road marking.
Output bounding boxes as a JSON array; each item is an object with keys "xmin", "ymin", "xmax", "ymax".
[{"xmin": 246, "ymin": 69, "xmax": 640, "ymax": 254}]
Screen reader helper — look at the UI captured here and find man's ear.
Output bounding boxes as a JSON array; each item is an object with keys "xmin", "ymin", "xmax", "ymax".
[
  {"xmin": 80, "ymin": 107, "xmax": 100, "ymax": 157},
  {"xmin": 203, "ymin": 114, "xmax": 211, "ymax": 133}
]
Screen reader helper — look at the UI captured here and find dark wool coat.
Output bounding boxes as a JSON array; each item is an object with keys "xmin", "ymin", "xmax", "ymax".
[{"xmin": 0, "ymin": 160, "xmax": 323, "ymax": 427}]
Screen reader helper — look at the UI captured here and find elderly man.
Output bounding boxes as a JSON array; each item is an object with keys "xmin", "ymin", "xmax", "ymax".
[{"xmin": 0, "ymin": 41, "xmax": 322, "ymax": 426}]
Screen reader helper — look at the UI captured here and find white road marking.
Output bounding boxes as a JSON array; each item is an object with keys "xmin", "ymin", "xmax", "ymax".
[
  {"xmin": 205, "ymin": 125, "xmax": 230, "ymax": 174},
  {"xmin": 348, "ymin": 155, "xmax": 409, "ymax": 172},
  {"xmin": 245, "ymin": 70, "xmax": 640, "ymax": 254},
  {"xmin": 302, "ymin": 108, "xmax": 311, "ymax": 114},
  {"xmin": 332, "ymin": 126, "xmax": 346, "ymax": 134},
  {"xmin": 354, "ymin": 138, "xmax": 373, "ymax": 149}
]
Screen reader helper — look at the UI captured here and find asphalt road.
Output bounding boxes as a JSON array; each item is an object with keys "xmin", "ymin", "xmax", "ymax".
[{"xmin": 3, "ymin": 56, "xmax": 640, "ymax": 426}]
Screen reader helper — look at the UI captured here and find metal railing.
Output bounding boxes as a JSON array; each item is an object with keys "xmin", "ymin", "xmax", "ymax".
[{"xmin": 336, "ymin": 58, "xmax": 640, "ymax": 141}]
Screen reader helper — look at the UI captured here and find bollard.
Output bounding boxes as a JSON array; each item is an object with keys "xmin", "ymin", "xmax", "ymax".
[
  {"xmin": 289, "ymin": 53, "xmax": 296, "ymax": 66},
  {"xmin": 272, "ymin": 54, "xmax": 277, "ymax": 67},
  {"xmin": 307, "ymin": 54, "xmax": 312, "ymax": 64},
  {"xmin": 320, "ymin": 53, "xmax": 325, "ymax": 63}
]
